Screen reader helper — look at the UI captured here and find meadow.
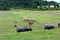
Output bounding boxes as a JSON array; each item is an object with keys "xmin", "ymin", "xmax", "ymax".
[{"xmin": 0, "ymin": 10, "xmax": 60, "ymax": 40}]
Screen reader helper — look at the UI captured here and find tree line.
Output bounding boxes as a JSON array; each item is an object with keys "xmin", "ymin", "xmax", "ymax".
[{"xmin": 0, "ymin": 0, "xmax": 60, "ymax": 10}]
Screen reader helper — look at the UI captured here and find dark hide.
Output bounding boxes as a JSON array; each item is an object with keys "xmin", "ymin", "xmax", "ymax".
[
  {"xmin": 45, "ymin": 25, "xmax": 55, "ymax": 30},
  {"xmin": 58, "ymin": 23, "xmax": 60, "ymax": 27},
  {"xmin": 16, "ymin": 27, "xmax": 32, "ymax": 32},
  {"xmin": 14, "ymin": 24, "xmax": 32, "ymax": 32}
]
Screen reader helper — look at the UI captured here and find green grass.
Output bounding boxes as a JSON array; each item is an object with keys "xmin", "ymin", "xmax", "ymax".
[{"xmin": 0, "ymin": 10, "xmax": 60, "ymax": 40}]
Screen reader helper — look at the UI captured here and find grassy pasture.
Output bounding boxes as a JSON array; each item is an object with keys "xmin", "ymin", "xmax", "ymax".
[{"xmin": 0, "ymin": 10, "xmax": 60, "ymax": 40}]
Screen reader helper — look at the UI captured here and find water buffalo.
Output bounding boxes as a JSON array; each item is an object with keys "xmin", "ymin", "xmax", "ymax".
[
  {"xmin": 44, "ymin": 24, "xmax": 55, "ymax": 30},
  {"xmin": 16, "ymin": 27, "xmax": 32, "ymax": 32},
  {"xmin": 14, "ymin": 24, "xmax": 32, "ymax": 32}
]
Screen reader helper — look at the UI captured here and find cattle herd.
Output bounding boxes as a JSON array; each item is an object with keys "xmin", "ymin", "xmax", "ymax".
[{"xmin": 14, "ymin": 18, "xmax": 60, "ymax": 32}]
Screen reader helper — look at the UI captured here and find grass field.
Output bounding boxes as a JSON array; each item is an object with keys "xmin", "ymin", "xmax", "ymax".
[{"xmin": 0, "ymin": 10, "xmax": 60, "ymax": 40}]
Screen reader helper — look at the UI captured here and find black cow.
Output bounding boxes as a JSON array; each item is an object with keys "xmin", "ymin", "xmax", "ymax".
[
  {"xmin": 14, "ymin": 24, "xmax": 32, "ymax": 32},
  {"xmin": 58, "ymin": 23, "xmax": 60, "ymax": 27},
  {"xmin": 44, "ymin": 24, "xmax": 55, "ymax": 30},
  {"xmin": 16, "ymin": 27, "xmax": 32, "ymax": 32}
]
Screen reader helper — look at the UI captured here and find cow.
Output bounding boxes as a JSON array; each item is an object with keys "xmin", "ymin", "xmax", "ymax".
[
  {"xmin": 14, "ymin": 23, "xmax": 32, "ymax": 32},
  {"xmin": 44, "ymin": 24, "xmax": 55, "ymax": 30},
  {"xmin": 16, "ymin": 27, "xmax": 32, "ymax": 32}
]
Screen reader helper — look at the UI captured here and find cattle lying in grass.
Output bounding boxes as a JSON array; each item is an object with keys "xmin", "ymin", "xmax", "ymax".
[
  {"xmin": 16, "ymin": 27, "xmax": 32, "ymax": 32},
  {"xmin": 44, "ymin": 24, "xmax": 55, "ymax": 30},
  {"xmin": 14, "ymin": 24, "xmax": 32, "ymax": 32},
  {"xmin": 58, "ymin": 22, "xmax": 60, "ymax": 27}
]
